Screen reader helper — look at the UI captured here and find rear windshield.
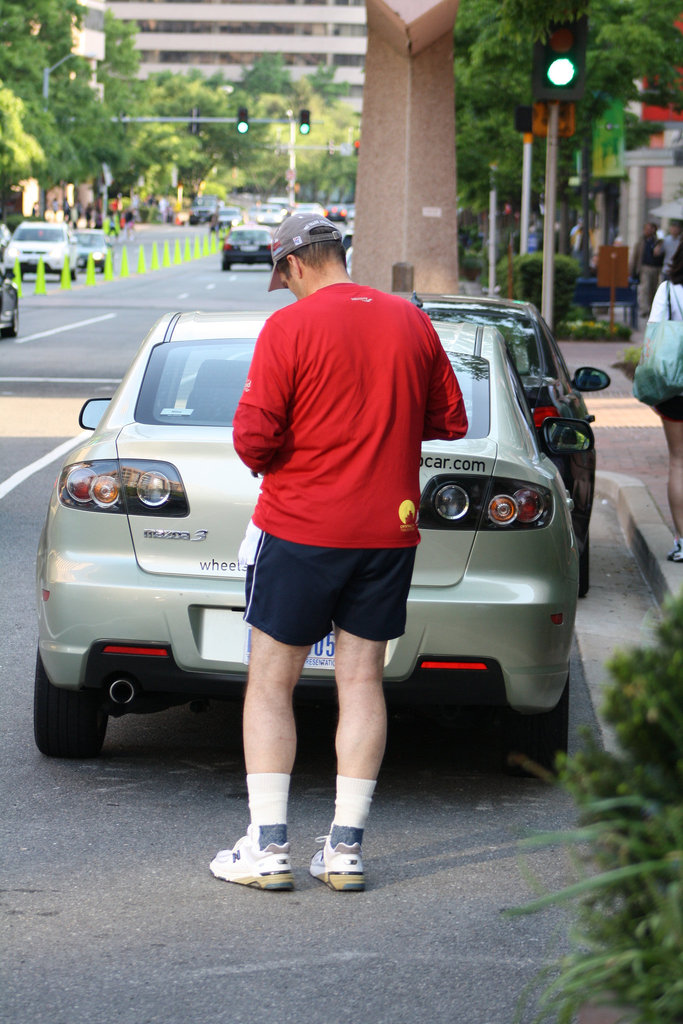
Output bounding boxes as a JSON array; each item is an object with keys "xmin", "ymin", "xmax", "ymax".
[
  {"xmin": 135, "ymin": 338, "xmax": 489, "ymax": 438},
  {"xmin": 13, "ymin": 226, "xmax": 66, "ymax": 242},
  {"xmin": 228, "ymin": 229, "xmax": 270, "ymax": 244},
  {"xmin": 426, "ymin": 303, "xmax": 541, "ymax": 377}
]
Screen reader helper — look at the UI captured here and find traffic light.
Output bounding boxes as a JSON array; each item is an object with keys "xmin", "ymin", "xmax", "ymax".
[
  {"xmin": 354, "ymin": 139, "xmax": 360, "ymax": 157},
  {"xmin": 532, "ymin": 16, "xmax": 587, "ymax": 101},
  {"xmin": 299, "ymin": 109, "xmax": 311, "ymax": 135},
  {"xmin": 189, "ymin": 106, "xmax": 200, "ymax": 135},
  {"xmin": 236, "ymin": 107, "xmax": 249, "ymax": 134}
]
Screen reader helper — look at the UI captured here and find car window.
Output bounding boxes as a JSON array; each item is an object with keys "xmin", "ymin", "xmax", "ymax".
[
  {"xmin": 136, "ymin": 339, "xmax": 256, "ymax": 426},
  {"xmin": 135, "ymin": 338, "xmax": 490, "ymax": 437},
  {"xmin": 426, "ymin": 304, "xmax": 542, "ymax": 378},
  {"xmin": 228, "ymin": 229, "xmax": 270, "ymax": 244},
  {"xmin": 14, "ymin": 226, "xmax": 65, "ymax": 242}
]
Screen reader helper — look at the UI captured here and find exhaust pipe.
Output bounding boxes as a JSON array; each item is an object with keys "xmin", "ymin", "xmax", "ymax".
[{"xmin": 108, "ymin": 678, "xmax": 137, "ymax": 706}]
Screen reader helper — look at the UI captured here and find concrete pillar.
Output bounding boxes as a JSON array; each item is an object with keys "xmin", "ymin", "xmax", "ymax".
[{"xmin": 353, "ymin": 0, "xmax": 460, "ymax": 294}]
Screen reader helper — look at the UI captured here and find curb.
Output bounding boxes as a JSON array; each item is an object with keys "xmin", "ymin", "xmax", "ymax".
[{"xmin": 595, "ymin": 470, "xmax": 680, "ymax": 605}]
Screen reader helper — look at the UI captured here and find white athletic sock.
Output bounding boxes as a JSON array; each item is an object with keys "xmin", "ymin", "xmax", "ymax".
[
  {"xmin": 246, "ymin": 772, "xmax": 290, "ymax": 827},
  {"xmin": 333, "ymin": 775, "xmax": 377, "ymax": 830}
]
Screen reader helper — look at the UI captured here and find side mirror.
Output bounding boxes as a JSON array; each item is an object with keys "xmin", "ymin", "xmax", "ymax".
[
  {"xmin": 79, "ymin": 397, "xmax": 111, "ymax": 430},
  {"xmin": 541, "ymin": 417, "xmax": 594, "ymax": 454},
  {"xmin": 572, "ymin": 366, "xmax": 610, "ymax": 392}
]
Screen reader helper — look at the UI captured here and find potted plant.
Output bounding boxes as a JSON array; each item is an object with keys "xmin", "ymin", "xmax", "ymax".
[{"xmin": 514, "ymin": 591, "xmax": 683, "ymax": 1024}]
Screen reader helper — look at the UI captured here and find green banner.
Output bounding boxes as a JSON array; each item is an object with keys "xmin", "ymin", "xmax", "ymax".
[{"xmin": 592, "ymin": 99, "xmax": 625, "ymax": 178}]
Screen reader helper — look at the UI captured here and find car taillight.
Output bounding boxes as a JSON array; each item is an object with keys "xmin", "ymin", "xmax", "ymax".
[
  {"xmin": 223, "ymin": 242, "xmax": 233, "ymax": 251},
  {"xmin": 420, "ymin": 473, "xmax": 552, "ymax": 530},
  {"xmin": 59, "ymin": 460, "xmax": 189, "ymax": 516},
  {"xmin": 532, "ymin": 405, "xmax": 559, "ymax": 429}
]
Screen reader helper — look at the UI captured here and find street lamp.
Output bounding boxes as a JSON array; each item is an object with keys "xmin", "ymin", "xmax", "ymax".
[{"xmin": 42, "ymin": 52, "xmax": 77, "ymax": 111}]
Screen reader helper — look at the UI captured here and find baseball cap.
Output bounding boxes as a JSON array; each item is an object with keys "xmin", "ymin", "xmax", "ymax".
[{"xmin": 268, "ymin": 212, "xmax": 342, "ymax": 291}]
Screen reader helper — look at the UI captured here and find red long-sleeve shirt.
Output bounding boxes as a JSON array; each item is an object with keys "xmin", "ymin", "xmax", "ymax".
[{"xmin": 232, "ymin": 283, "xmax": 467, "ymax": 548}]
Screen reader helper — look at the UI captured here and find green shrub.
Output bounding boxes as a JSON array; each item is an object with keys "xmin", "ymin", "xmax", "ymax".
[
  {"xmin": 556, "ymin": 320, "xmax": 632, "ymax": 341},
  {"xmin": 515, "ymin": 591, "xmax": 683, "ymax": 1023},
  {"xmin": 497, "ymin": 252, "xmax": 580, "ymax": 325}
]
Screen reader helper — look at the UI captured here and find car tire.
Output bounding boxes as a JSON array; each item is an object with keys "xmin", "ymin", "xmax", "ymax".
[
  {"xmin": 222, "ymin": 262, "xmax": 231, "ymax": 271},
  {"xmin": 578, "ymin": 531, "xmax": 590, "ymax": 598},
  {"xmin": 71, "ymin": 263, "xmax": 78, "ymax": 282},
  {"xmin": 1, "ymin": 306, "xmax": 18, "ymax": 338},
  {"xmin": 502, "ymin": 674, "xmax": 569, "ymax": 774},
  {"xmin": 33, "ymin": 650, "xmax": 108, "ymax": 758}
]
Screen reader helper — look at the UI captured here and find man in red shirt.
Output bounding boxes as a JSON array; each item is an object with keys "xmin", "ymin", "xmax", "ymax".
[{"xmin": 210, "ymin": 213, "xmax": 467, "ymax": 891}]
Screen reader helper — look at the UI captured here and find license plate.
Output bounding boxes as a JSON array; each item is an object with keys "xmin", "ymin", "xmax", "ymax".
[
  {"xmin": 240, "ymin": 245, "xmax": 258, "ymax": 252},
  {"xmin": 243, "ymin": 626, "xmax": 335, "ymax": 670}
]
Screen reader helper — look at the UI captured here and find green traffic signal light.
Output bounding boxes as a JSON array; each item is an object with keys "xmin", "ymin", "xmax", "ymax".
[
  {"xmin": 299, "ymin": 109, "xmax": 311, "ymax": 135},
  {"xmin": 236, "ymin": 107, "xmax": 249, "ymax": 134},
  {"xmin": 532, "ymin": 16, "xmax": 587, "ymax": 101},
  {"xmin": 547, "ymin": 56, "xmax": 576, "ymax": 87}
]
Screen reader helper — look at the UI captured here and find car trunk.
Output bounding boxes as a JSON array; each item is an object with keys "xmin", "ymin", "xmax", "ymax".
[{"xmin": 116, "ymin": 424, "xmax": 259, "ymax": 580}]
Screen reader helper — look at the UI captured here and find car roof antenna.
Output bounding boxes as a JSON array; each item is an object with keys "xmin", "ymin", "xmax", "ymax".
[{"xmin": 410, "ymin": 291, "xmax": 423, "ymax": 308}]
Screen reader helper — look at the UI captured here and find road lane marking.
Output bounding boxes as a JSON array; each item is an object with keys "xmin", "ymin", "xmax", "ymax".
[
  {"xmin": 15, "ymin": 313, "xmax": 116, "ymax": 344},
  {"xmin": 0, "ymin": 434, "xmax": 88, "ymax": 500}
]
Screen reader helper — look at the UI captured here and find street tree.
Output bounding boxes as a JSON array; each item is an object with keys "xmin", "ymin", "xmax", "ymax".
[
  {"xmin": 454, "ymin": 0, "xmax": 683, "ymax": 215},
  {"xmin": 0, "ymin": 82, "xmax": 44, "ymax": 212}
]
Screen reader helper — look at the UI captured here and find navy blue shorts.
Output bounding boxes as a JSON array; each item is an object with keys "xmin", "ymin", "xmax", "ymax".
[{"xmin": 244, "ymin": 533, "xmax": 417, "ymax": 647}]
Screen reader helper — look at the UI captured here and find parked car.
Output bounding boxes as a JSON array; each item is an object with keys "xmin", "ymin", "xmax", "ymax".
[
  {"xmin": 221, "ymin": 225, "xmax": 273, "ymax": 271},
  {"xmin": 216, "ymin": 206, "xmax": 243, "ymax": 231},
  {"xmin": 0, "ymin": 269, "xmax": 19, "ymax": 337},
  {"xmin": 3, "ymin": 221, "xmax": 79, "ymax": 280},
  {"xmin": 34, "ymin": 312, "xmax": 590, "ymax": 769},
  {"xmin": 419, "ymin": 294, "xmax": 610, "ymax": 596},
  {"xmin": 74, "ymin": 229, "xmax": 113, "ymax": 273},
  {"xmin": 324, "ymin": 203, "xmax": 348, "ymax": 222},
  {"xmin": 189, "ymin": 195, "xmax": 220, "ymax": 225}
]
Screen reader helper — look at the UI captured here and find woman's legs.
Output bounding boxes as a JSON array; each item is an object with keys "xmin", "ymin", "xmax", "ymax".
[{"xmin": 661, "ymin": 417, "xmax": 683, "ymax": 539}]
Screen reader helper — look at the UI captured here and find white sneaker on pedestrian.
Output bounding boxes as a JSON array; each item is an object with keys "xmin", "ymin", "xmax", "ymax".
[
  {"xmin": 667, "ymin": 539, "xmax": 683, "ymax": 562},
  {"xmin": 310, "ymin": 835, "xmax": 365, "ymax": 891},
  {"xmin": 210, "ymin": 824, "xmax": 294, "ymax": 890}
]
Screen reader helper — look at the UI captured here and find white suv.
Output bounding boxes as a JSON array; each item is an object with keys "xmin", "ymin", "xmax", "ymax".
[{"xmin": 3, "ymin": 221, "xmax": 79, "ymax": 280}]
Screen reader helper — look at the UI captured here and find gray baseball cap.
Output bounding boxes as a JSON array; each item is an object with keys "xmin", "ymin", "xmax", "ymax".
[{"xmin": 268, "ymin": 212, "xmax": 342, "ymax": 291}]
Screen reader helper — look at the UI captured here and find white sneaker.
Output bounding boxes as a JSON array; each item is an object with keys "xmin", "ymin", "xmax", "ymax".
[
  {"xmin": 309, "ymin": 836, "xmax": 365, "ymax": 891},
  {"xmin": 667, "ymin": 539, "xmax": 683, "ymax": 562},
  {"xmin": 210, "ymin": 824, "xmax": 294, "ymax": 890}
]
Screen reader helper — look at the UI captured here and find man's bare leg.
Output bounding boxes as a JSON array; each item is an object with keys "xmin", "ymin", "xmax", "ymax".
[
  {"xmin": 243, "ymin": 626, "xmax": 310, "ymax": 773},
  {"xmin": 334, "ymin": 627, "xmax": 388, "ymax": 778}
]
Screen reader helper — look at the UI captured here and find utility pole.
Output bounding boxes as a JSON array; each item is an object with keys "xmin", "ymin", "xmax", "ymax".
[
  {"xmin": 488, "ymin": 164, "xmax": 498, "ymax": 295},
  {"xmin": 520, "ymin": 132, "xmax": 533, "ymax": 254},
  {"xmin": 286, "ymin": 109, "xmax": 296, "ymax": 209},
  {"xmin": 541, "ymin": 102, "xmax": 559, "ymax": 327}
]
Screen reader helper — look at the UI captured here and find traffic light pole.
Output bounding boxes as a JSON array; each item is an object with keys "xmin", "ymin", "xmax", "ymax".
[
  {"xmin": 541, "ymin": 101, "xmax": 559, "ymax": 328},
  {"xmin": 520, "ymin": 132, "xmax": 533, "ymax": 254}
]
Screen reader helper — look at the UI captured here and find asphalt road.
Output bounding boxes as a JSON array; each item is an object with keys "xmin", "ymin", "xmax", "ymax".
[{"xmin": 0, "ymin": 236, "xmax": 654, "ymax": 1024}]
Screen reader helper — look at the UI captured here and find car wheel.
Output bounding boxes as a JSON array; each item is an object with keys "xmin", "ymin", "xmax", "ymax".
[
  {"xmin": 1, "ymin": 306, "xmax": 18, "ymax": 337},
  {"xmin": 33, "ymin": 650, "xmax": 108, "ymax": 758},
  {"xmin": 222, "ymin": 262, "xmax": 231, "ymax": 271},
  {"xmin": 502, "ymin": 674, "xmax": 569, "ymax": 774},
  {"xmin": 70, "ymin": 263, "xmax": 78, "ymax": 282},
  {"xmin": 578, "ymin": 530, "xmax": 590, "ymax": 598}
]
